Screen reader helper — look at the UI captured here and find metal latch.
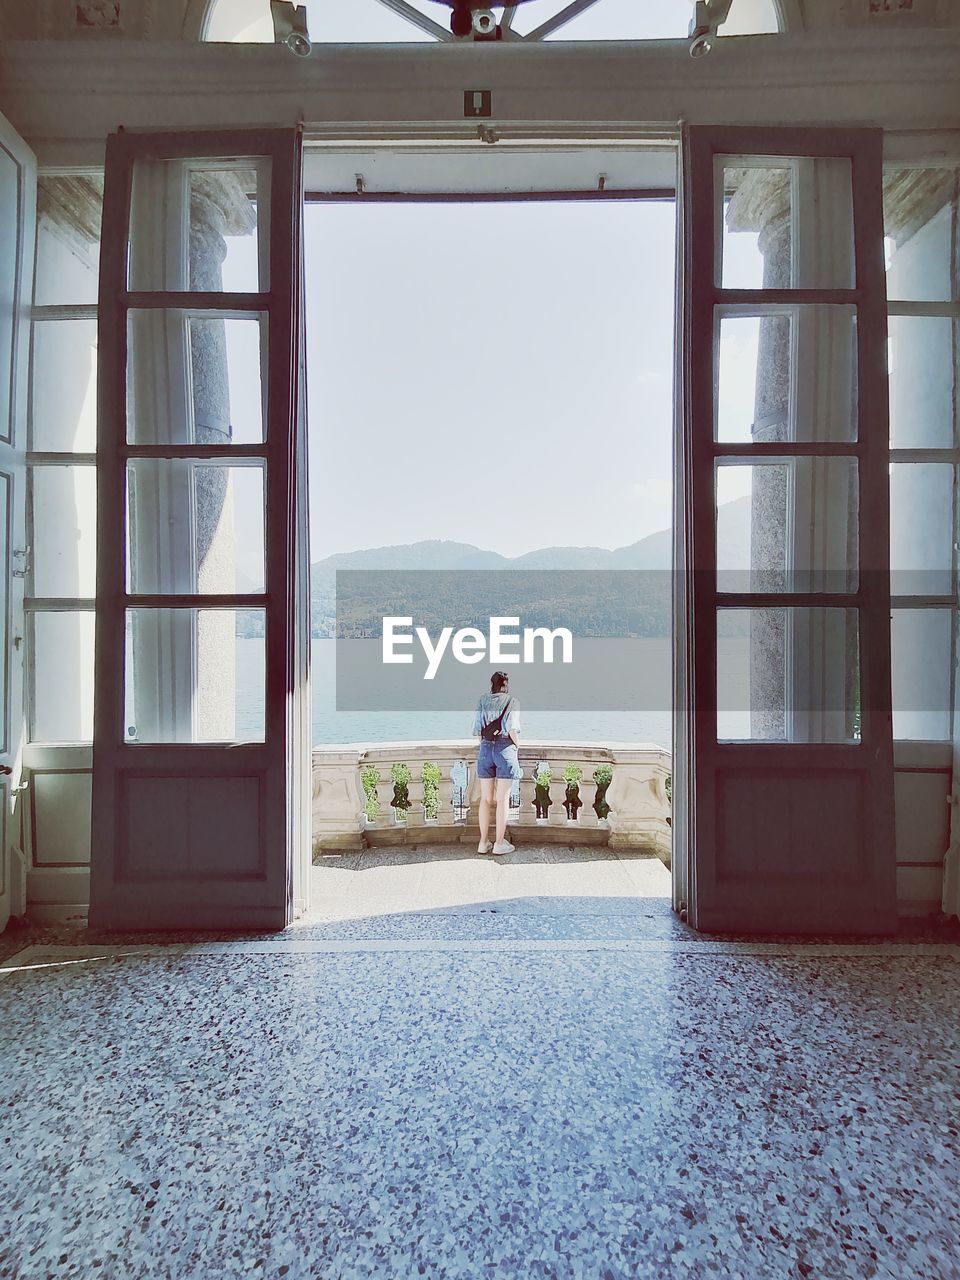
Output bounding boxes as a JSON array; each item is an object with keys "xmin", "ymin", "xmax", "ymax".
[{"xmin": 12, "ymin": 546, "xmax": 30, "ymax": 579}]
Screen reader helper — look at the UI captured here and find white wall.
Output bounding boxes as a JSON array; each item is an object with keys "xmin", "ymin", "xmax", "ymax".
[{"xmin": 1, "ymin": 32, "xmax": 959, "ymax": 174}]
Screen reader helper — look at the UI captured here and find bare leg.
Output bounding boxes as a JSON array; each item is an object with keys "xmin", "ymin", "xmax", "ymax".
[
  {"xmin": 495, "ymin": 778, "xmax": 513, "ymax": 844},
  {"xmin": 479, "ymin": 778, "xmax": 495, "ymax": 846}
]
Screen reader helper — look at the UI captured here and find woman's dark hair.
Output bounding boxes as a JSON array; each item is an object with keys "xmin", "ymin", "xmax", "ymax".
[{"xmin": 491, "ymin": 671, "xmax": 509, "ymax": 694}]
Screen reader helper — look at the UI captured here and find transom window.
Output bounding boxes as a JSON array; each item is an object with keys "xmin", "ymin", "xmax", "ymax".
[{"xmin": 203, "ymin": 0, "xmax": 782, "ymax": 44}]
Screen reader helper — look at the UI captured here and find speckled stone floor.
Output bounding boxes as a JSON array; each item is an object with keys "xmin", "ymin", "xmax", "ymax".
[{"xmin": 2, "ymin": 850, "xmax": 959, "ymax": 1279}]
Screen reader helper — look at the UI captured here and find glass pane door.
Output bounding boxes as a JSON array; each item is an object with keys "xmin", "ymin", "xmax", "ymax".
[
  {"xmin": 681, "ymin": 126, "xmax": 896, "ymax": 935},
  {"xmin": 90, "ymin": 128, "xmax": 306, "ymax": 930}
]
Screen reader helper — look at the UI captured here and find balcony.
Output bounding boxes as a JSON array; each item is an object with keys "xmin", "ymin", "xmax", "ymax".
[{"xmin": 312, "ymin": 740, "xmax": 672, "ymax": 862}]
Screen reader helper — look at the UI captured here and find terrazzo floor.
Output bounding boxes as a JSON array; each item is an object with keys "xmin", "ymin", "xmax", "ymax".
[{"xmin": 2, "ymin": 849, "xmax": 959, "ymax": 1279}]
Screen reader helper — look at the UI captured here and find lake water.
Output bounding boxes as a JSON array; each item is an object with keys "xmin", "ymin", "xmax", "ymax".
[{"xmin": 236, "ymin": 638, "xmax": 678, "ymax": 747}]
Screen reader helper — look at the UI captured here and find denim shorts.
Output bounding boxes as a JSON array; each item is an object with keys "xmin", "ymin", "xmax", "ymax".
[{"xmin": 477, "ymin": 738, "xmax": 521, "ymax": 780}]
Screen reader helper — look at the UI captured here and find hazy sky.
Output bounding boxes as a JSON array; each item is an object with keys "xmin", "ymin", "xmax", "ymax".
[
  {"xmin": 305, "ymin": 199, "xmax": 676, "ymax": 558},
  {"xmin": 222, "ymin": 193, "xmax": 764, "ymax": 563}
]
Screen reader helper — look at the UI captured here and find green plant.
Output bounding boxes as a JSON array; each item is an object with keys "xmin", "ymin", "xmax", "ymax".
[
  {"xmin": 593, "ymin": 764, "xmax": 613, "ymax": 820},
  {"xmin": 533, "ymin": 764, "xmax": 552, "ymax": 819},
  {"xmin": 390, "ymin": 762, "xmax": 411, "ymax": 818},
  {"xmin": 562, "ymin": 763, "xmax": 583, "ymax": 820},
  {"xmin": 360, "ymin": 766, "xmax": 381, "ymax": 822},
  {"xmin": 563, "ymin": 757, "xmax": 586, "ymax": 819},
  {"xmin": 422, "ymin": 761, "xmax": 442, "ymax": 820}
]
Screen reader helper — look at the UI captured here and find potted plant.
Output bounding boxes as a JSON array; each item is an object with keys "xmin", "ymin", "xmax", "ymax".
[
  {"xmin": 533, "ymin": 764, "xmax": 551, "ymax": 822},
  {"xmin": 390, "ymin": 761, "xmax": 411, "ymax": 824},
  {"xmin": 593, "ymin": 764, "xmax": 613, "ymax": 823},
  {"xmin": 360, "ymin": 765, "xmax": 381, "ymax": 826},
  {"xmin": 563, "ymin": 763, "xmax": 583, "ymax": 821},
  {"xmin": 422, "ymin": 761, "xmax": 442, "ymax": 823}
]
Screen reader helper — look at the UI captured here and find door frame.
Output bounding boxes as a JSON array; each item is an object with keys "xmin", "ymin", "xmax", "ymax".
[
  {"xmin": 302, "ymin": 148, "xmax": 682, "ymax": 902},
  {"xmin": 0, "ymin": 111, "xmax": 35, "ymax": 930}
]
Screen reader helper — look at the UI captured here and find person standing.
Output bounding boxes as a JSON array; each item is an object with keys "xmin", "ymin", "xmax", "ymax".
[{"xmin": 472, "ymin": 670, "xmax": 521, "ymax": 856}]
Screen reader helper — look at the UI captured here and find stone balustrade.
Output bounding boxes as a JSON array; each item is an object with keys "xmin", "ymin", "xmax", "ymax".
[{"xmin": 312, "ymin": 740, "xmax": 672, "ymax": 864}]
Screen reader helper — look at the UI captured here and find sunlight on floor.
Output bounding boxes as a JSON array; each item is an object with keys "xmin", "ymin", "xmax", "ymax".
[{"xmin": 306, "ymin": 846, "xmax": 671, "ymax": 922}]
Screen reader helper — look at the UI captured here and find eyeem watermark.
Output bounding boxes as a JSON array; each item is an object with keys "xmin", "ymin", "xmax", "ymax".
[
  {"xmin": 335, "ymin": 568, "xmax": 669, "ymax": 710},
  {"xmin": 383, "ymin": 616, "xmax": 573, "ymax": 680},
  {"xmin": 335, "ymin": 569, "xmax": 882, "ymax": 719}
]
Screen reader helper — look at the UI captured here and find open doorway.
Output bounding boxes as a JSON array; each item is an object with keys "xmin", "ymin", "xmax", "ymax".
[
  {"xmin": 301, "ymin": 150, "xmax": 680, "ymax": 917},
  {"xmin": 30, "ymin": 125, "xmax": 915, "ymax": 933}
]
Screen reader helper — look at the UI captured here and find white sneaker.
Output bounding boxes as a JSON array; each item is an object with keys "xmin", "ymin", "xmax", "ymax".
[
  {"xmin": 477, "ymin": 841, "xmax": 493, "ymax": 854},
  {"xmin": 492, "ymin": 840, "xmax": 515, "ymax": 856}
]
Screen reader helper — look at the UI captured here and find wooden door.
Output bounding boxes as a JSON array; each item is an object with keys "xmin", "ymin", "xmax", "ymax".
[
  {"xmin": 680, "ymin": 126, "xmax": 896, "ymax": 934},
  {"xmin": 89, "ymin": 128, "xmax": 308, "ymax": 929}
]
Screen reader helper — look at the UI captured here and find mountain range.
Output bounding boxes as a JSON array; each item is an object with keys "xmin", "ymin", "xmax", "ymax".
[{"xmin": 303, "ymin": 495, "xmax": 751, "ymax": 638}]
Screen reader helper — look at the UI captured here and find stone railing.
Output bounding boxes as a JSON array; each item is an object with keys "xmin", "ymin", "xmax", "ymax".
[{"xmin": 312, "ymin": 740, "xmax": 672, "ymax": 863}]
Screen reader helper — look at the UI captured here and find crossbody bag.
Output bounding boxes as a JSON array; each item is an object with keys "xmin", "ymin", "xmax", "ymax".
[{"xmin": 480, "ymin": 698, "xmax": 513, "ymax": 743}]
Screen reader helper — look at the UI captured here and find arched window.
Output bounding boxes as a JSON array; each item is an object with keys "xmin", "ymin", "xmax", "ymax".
[
  {"xmin": 200, "ymin": 0, "xmax": 784, "ymax": 45},
  {"xmin": 512, "ymin": 0, "xmax": 781, "ymax": 40},
  {"xmin": 204, "ymin": 0, "xmax": 438, "ymax": 42}
]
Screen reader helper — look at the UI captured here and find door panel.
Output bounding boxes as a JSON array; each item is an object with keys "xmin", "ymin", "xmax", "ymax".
[
  {"xmin": 90, "ymin": 129, "xmax": 306, "ymax": 930},
  {"xmin": 0, "ymin": 113, "xmax": 34, "ymax": 930},
  {"xmin": 682, "ymin": 126, "xmax": 896, "ymax": 935}
]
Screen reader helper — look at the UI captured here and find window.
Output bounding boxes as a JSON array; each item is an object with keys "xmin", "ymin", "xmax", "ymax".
[
  {"xmin": 202, "ymin": 0, "xmax": 781, "ymax": 44},
  {"xmin": 121, "ymin": 153, "xmax": 271, "ymax": 744},
  {"xmin": 884, "ymin": 166, "xmax": 960, "ymax": 740},
  {"xmin": 28, "ymin": 174, "xmax": 103, "ymax": 743},
  {"xmin": 713, "ymin": 155, "xmax": 864, "ymax": 744},
  {"xmin": 513, "ymin": 0, "xmax": 780, "ymax": 40}
]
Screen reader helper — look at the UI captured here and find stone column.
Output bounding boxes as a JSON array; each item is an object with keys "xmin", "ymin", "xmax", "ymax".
[
  {"xmin": 725, "ymin": 168, "xmax": 792, "ymax": 740},
  {"xmin": 188, "ymin": 172, "xmax": 258, "ymax": 739},
  {"xmin": 37, "ymin": 174, "xmax": 104, "ymax": 262},
  {"xmin": 882, "ymin": 167, "xmax": 957, "ymax": 254}
]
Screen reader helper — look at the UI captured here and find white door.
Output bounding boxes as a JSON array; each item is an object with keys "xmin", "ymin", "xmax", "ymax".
[
  {"xmin": 90, "ymin": 127, "xmax": 309, "ymax": 929},
  {"xmin": 0, "ymin": 113, "xmax": 34, "ymax": 930},
  {"xmin": 677, "ymin": 126, "xmax": 897, "ymax": 934}
]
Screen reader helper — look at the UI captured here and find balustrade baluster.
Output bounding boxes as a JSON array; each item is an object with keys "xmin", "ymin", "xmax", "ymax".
[
  {"xmin": 579, "ymin": 777, "xmax": 599, "ymax": 828},
  {"xmin": 437, "ymin": 772, "xmax": 456, "ymax": 826},
  {"xmin": 311, "ymin": 743, "xmax": 671, "ymax": 859},
  {"xmin": 547, "ymin": 772, "xmax": 566, "ymax": 826}
]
